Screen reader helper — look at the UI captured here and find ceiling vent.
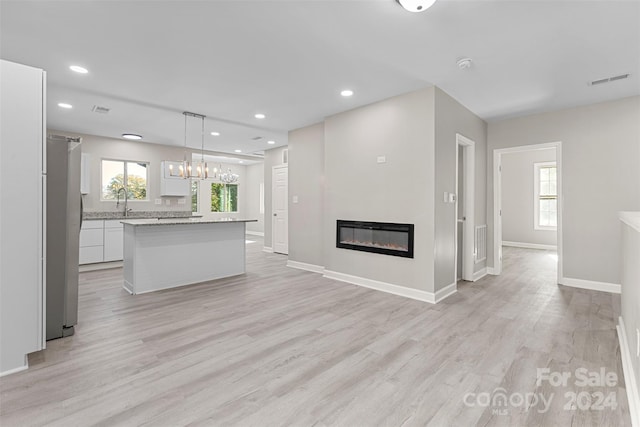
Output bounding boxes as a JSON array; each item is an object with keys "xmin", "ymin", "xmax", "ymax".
[
  {"xmin": 251, "ymin": 136, "xmax": 263, "ymax": 141},
  {"xmin": 589, "ymin": 74, "xmax": 630, "ymax": 86},
  {"xmin": 91, "ymin": 105, "xmax": 110, "ymax": 114}
]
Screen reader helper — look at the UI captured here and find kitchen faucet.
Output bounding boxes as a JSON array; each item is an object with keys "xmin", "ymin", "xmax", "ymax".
[{"xmin": 115, "ymin": 186, "xmax": 131, "ymax": 217}]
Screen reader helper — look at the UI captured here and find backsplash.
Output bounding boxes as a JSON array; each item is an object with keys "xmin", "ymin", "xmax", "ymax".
[{"xmin": 83, "ymin": 211, "xmax": 197, "ymax": 220}]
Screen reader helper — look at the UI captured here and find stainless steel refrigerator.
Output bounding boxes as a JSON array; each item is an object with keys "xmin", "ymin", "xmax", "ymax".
[{"xmin": 46, "ymin": 134, "xmax": 81, "ymax": 340}]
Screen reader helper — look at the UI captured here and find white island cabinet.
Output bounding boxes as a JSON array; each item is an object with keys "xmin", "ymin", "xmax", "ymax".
[{"xmin": 121, "ymin": 218, "xmax": 257, "ymax": 294}]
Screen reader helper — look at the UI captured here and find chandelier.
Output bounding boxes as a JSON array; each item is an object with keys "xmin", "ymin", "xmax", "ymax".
[
  {"xmin": 219, "ymin": 166, "xmax": 239, "ymax": 184},
  {"xmin": 173, "ymin": 111, "xmax": 208, "ymax": 179}
]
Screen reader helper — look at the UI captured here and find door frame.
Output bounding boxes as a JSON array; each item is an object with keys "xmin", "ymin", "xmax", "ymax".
[
  {"xmin": 454, "ymin": 133, "xmax": 475, "ymax": 282},
  {"xmin": 492, "ymin": 141, "xmax": 563, "ymax": 282},
  {"xmin": 271, "ymin": 164, "xmax": 288, "ymax": 255}
]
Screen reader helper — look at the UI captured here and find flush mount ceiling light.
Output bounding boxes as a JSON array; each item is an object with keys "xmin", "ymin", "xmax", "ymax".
[
  {"xmin": 234, "ymin": 149, "xmax": 242, "ymax": 153},
  {"xmin": 69, "ymin": 65, "xmax": 88, "ymax": 74},
  {"xmin": 58, "ymin": 103, "xmax": 73, "ymax": 109},
  {"xmin": 396, "ymin": 0, "xmax": 436, "ymax": 12},
  {"xmin": 122, "ymin": 134, "xmax": 142, "ymax": 140},
  {"xmin": 267, "ymin": 140, "xmax": 275, "ymax": 145},
  {"xmin": 254, "ymin": 113, "xmax": 266, "ymax": 119},
  {"xmin": 340, "ymin": 89, "xmax": 354, "ymax": 97},
  {"xmin": 210, "ymin": 131, "xmax": 220, "ymax": 136}
]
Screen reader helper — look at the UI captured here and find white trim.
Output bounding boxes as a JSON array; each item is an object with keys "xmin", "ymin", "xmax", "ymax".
[
  {"xmin": 455, "ymin": 133, "xmax": 475, "ymax": 283},
  {"xmin": 617, "ymin": 316, "xmax": 640, "ymax": 427},
  {"xmin": 559, "ymin": 277, "xmax": 621, "ymax": 294},
  {"xmin": 287, "ymin": 260, "xmax": 324, "ymax": 274},
  {"xmin": 486, "ymin": 267, "xmax": 498, "ymax": 275},
  {"xmin": 493, "ymin": 142, "xmax": 563, "ymax": 282},
  {"xmin": 502, "ymin": 241, "xmax": 557, "ymax": 251},
  {"xmin": 0, "ymin": 358, "xmax": 28, "ymax": 377},
  {"xmin": 246, "ymin": 231, "xmax": 264, "ymax": 237},
  {"xmin": 472, "ymin": 268, "xmax": 487, "ymax": 282},
  {"xmin": 262, "ymin": 246, "xmax": 273, "ymax": 253},
  {"xmin": 435, "ymin": 282, "xmax": 457, "ymax": 303},
  {"xmin": 323, "ymin": 270, "xmax": 449, "ymax": 304},
  {"xmin": 533, "ymin": 161, "xmax": 558, "ymax": 231}
]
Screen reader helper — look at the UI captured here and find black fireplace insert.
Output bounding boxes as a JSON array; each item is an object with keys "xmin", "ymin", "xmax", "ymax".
[{"xmin": 336, "ymin": 220, "xmax": 414, "ymax": 258}]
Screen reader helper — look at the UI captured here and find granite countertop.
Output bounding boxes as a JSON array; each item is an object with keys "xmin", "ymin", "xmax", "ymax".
[
  {"xmin": 619, "ymin": 211, "xmax": 640, "ymax": 233},
  {"xmin": 83, "ymin": 211, "xmax": 200, "ymax": 220},
  {"xmin": 120, "ymin": 218, "xmax": 258, "ymax": 227}
]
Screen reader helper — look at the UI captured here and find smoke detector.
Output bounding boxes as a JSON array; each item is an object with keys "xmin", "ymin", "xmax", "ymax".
[
  {"xmin": 457, "ymin": 58, "xmax": 473, "ymax": 70},
  {"xmin": 396, "ymin": 0, "xmax": 437, "ymax": 13}
]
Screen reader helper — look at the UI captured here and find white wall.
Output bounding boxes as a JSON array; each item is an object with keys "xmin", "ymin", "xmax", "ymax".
[
  {"xmin": 487, "ymin": 96, "xmax": 640, "ymax": 285},
  {"xmin": 502, "ymin": 148, "xmax": 557, "ymax": 247},
  {"xmin": 263, "ymin": 146, "xmax": 288, "ymax": 249},
  {"xmin": 288, "ymin": 122, "xmax": 324, "ymax": 267},
  {"xmin": 244, "ymin": 163, "xmax": 264, "ymax": 234},
  {"xmin": 323, "ymin": 88, "xmax": 436, "ymax": 292},
  {"xmin": 434, "ymin": 87, "xmax": 488, "ymax": 290}
]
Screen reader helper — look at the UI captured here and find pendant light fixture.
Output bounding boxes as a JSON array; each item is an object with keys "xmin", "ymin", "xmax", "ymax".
[
  {"xmin": 181, "ymin": 111, "xmax": 208, "ymax": 179},
  {"xmin": 219, "ymin": 164, "xmax": 239, "ymax": 184}
]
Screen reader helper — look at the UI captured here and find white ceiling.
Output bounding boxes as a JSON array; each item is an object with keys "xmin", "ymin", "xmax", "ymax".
[{"xmin": 1, "ymin": 0, "xmax": 639, "ymax": 156}]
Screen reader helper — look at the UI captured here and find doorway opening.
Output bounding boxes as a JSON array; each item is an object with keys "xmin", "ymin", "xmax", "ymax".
[
  {"xmin": 492, "ymin": 142, "xmax": 563, "ymax": 283},
  {"xmin": 454, "ymin": 133, "xmax": 475, "ymax": 283}
]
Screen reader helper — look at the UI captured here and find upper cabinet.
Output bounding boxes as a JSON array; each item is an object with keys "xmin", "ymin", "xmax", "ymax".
[{"xmin": 160, "ymin": 160, "xmax": 190, "ymax": 196}]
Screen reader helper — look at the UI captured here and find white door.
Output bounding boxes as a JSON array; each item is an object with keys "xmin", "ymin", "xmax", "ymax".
[{"xmin": 272, "ymin": 165, "xmax": 288, "ymax": 254}]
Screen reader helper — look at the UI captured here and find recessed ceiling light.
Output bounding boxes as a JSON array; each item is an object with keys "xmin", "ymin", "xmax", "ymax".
[
  {"xmin": 239, "ymin": 160, "xmax": 244, "ymax": 164},
  {"xmin": 267, "ymin": 140, "xmax": 275, "ymax": 145},
  {"xmin": 234, "ymin": 149, "xmax": 242, "ymax": 153},
  {"xmin": 69, "ymin": 65, "xmax": 88, "ymax": 74},
  {"xmin": 122, "ymin": 134, "xmax": 142, "ymax": 140},
  {"xmin": 57, "ymin": 103, "xmax": 73, "ymax": 109},
  {"xmin": 340, "ymin": 89, "xmax": 354, "ymax": 97},
  {"xmin": 210, "ymin": 131, "xmax": 220, "ymax": 136},
  {"xmin": 254, "ymin": 113, "xmax": 266, "ymax": 119}
]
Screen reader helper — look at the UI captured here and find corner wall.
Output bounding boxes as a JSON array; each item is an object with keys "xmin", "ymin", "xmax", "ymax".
[
  {"xmin": 487, "ymin": 96, "xmax": 640, "ymax": 285},
  {"xmin": 323, "ymin": 88, "xmax": 436, "ymax": 293},
  {"xmin": 434, "ymin": 88, "xmax": 488, "ymax": 290}
]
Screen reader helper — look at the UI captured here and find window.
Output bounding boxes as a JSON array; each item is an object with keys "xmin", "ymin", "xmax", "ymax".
[
  {"xmin": 534, "ymin": 162, "xmax": 557, "ymax": 230},
  {"xmin": 101, "ymin": 160, "xmax": 148, "ymax": 200},
  {"xmin": 191, "ymin": 181, "xmax": 199, "ymax": 213},
  {"xmin": 211, "ymin": 183, "xmax": 238, "ymax": 212}
]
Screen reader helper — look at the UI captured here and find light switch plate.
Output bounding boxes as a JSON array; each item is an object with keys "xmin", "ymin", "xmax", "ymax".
[
  {"xmin": 155, "ymin": 199, "xmax": 162, "ymax": 205},
  {"xmin": 377, "ymin": 156, "xmax": 386, "ymax": 164},
  {"xmin": 165, "ymin": 199, "xmax": 171, "ymax": 206},
  {"xmin": 292, "ymin": 196, "xmax": 299, "ymax": 204}
]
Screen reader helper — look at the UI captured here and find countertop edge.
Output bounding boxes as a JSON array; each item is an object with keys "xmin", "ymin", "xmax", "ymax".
[{"xmin": 121, "ymin": 219, "xmax": 258, "ymax": 227}]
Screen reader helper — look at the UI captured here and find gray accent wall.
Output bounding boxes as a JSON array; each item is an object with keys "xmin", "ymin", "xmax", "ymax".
[
  {"xmin": 263, "ymin": 146, "xmax": 288, "ymax": 249},
  {"xmin": 323, "ymin": 88, "xmax": 436, "ymax": 292},
  {"xmin": 288, "ymin": 122, "xmax": 324, "ymax": 267},
  {"xmin": 487, "ymin": 96, "xmax": 640, "ymax": 284},
  {"xmin": 501, "ymin": 148, "xmax": 557, "ymax": 246},
  {"xmin": 434, "ymin": 88, "xmax": 488, "ymax": 290}
]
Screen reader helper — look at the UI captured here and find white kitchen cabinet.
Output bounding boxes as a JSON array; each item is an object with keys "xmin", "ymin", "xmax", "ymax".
[
  {"xmin": 79, "ymin": 220, "xmax": 104, "ymax": 264},
  {"xmin": 103, "ymin": 220, "xmax": 124, "ymax": 262},
  {"xmin": 160, "ymin": 161, "xmax": 190, "ymax": 196}
]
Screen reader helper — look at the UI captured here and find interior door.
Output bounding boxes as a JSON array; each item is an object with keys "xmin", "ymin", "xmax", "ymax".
[{"xmin": 272, "ymin": 165, "xmax": 288, "ymax": 254}]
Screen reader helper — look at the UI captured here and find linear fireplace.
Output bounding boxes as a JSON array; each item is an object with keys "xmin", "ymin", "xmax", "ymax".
[{"xmin": 336, "ymin": 220, "xmax": 414, "ymax": 258}]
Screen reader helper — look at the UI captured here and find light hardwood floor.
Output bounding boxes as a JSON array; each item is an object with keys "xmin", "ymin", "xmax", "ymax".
[{"xmin": 0, "ymin": 241, "xmax": 632, "ymax": 426}]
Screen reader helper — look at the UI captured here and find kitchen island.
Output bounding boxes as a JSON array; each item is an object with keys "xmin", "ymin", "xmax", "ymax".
[{"xmin": 121, "ymin": 218, "xmax": 257, "ymax": 294}]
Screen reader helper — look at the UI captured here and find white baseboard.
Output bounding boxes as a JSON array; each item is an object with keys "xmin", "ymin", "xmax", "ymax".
[
  {"xmin": 246, "ymin": 231, "xmax": 264, "ymax": 237},
  {"xmin": 472, "ymin": 268, "xmax": 487, "ymax": 282},
  {"xmin": 486, "ymin": 267, "xmax": 498, "ymax": 275},
  {"xmin": 323, "ymin": 270, "xmax": 455, "ymax": 304},
  {"xmin": 434, "ymin": 282, "xmax": 457, "ymax": 303},
  {"xmin": 560, "ymin": 277, "xmax": 621, "ymax": 294},
  {"xmin": 286, "ymin": 260, "xmax": 325, "ymax": 274},
  {"xmin": 262, "ymin": 246, "xmax": 273, "ymax": 253},
  {"xmin": 617, "ymin": 316, "xmax": 640, "ymax": 427},
  {"xmin": 0, "ymin": 358, "xmax": 28, "ymax": 377},
  {"xmin": 502, "ymin": 241, "xmax": 557, "ymax": 251}
]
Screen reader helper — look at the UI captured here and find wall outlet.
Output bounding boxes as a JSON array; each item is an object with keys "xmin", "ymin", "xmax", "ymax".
[
  {"xmin": 292, "ymin": 195, "xmax": 299, "ymax": 204},
  {"xmin": 155, "ymin": 199, "xmax": 162, "ymax": 205},
  {"xmin": 165, "ymin": 199, "xmax": 171, "ymax": 206},
  {"xmin": 177, "ymin": 199, "xmax": 186, "ymax": 205}
]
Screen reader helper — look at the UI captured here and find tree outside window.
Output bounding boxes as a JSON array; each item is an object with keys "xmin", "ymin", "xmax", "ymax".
[
  {"xmin": 101, "ymin": 160, "xmax": 148, "ymax": 200},
  {"xmin": 211, "ymin": 183, "xmax": 238, "ymax": 212}
]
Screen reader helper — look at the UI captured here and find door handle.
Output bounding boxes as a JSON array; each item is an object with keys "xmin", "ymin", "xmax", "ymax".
[{"xmin": 273, "ymin": 213, "xmax": 277, "ymax": 216}]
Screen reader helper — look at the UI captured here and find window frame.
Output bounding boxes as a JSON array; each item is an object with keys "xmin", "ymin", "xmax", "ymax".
[
  {"xmin": 100, "ymin": 158, "xmax": 150, "ymax": 202},
  {"xmin": 533, "ymin": 161, "xmax": 557, "ymax": 231},
  {"xmin": 210, "ymin": 182, "xmax": 239, "ymax": 213},
  {"xmin": 191, "ymin": 180, "xmax": 200, "ymax": 213}
]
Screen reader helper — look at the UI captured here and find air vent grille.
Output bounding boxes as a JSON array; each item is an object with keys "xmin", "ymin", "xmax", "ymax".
[
  {"xmin": 589, "ymin": 74, "xmax": 630, "ymax": 86},
  {"xmin": 91, "ymin": 105, "xmax": 110, "ymax": 114},
  {"xmin": 251, "ymin": 136, "xmax": 263, "ymax": 141}
]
